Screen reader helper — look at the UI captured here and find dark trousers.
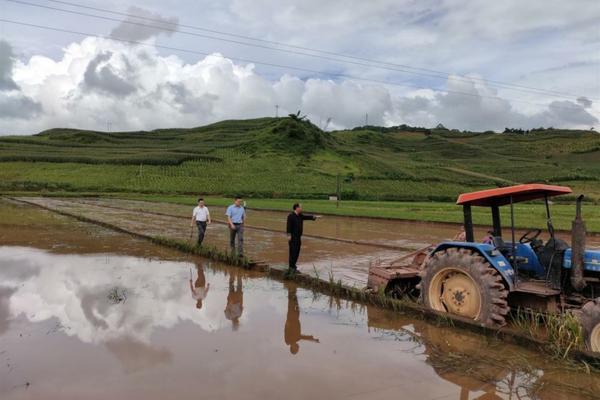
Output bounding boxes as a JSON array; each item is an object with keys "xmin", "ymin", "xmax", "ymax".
[
  {"xmin": 229, "ymin": 224, "xmax": 244, "ymax": 255},
  {"xmin": 196, "ymin": 221, "xmax": 207, "ymax": 245},
  {"xmin": 289, "ymin": 236, "xmax": 302, "ymax": 270}
]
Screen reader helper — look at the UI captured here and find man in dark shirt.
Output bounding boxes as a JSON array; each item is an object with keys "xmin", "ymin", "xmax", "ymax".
[{"xmin": 286, "ymin": 203, "xmax": 320, "ymax": 275}]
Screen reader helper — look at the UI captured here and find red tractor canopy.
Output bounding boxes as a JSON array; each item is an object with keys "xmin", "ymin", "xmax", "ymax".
[
  {"xmin": 457, "ymin": 184, "xmax": 572, "ymax": 207},
  {"xmin": 456, "ymin": 184, "xmax": 572, "ymax": 243}
]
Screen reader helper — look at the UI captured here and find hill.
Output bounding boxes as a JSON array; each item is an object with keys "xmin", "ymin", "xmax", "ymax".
[{"xmin": 0, "ymin": 117, "xmax": 599, "ymax": 202}]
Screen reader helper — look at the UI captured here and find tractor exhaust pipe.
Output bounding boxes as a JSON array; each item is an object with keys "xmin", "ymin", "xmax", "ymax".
[{"xmin": 570, "ymin": 195, "xmax": 587, "ymax": 291}]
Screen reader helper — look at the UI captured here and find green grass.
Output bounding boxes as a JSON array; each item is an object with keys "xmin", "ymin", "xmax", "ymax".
[
  {"xmin": 0, "ymin": 117, "xmax": 599, "ymax": 203},
  {"xmin": 511, "ymin": 308, "xmax": 585, "ymax": 359}
]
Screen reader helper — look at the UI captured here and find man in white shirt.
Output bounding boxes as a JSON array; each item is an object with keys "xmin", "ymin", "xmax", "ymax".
[{"xmin": 190, "ymin": 198, "xmax": 211, "ymax": 246}]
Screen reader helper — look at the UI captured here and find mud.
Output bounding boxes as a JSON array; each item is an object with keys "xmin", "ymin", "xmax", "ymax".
[
  {"xmin": 1, "ymin": 200, "xmax": 600, "ymax": 400},
  {"xmin": 14, "ymin": 197, "xmax": 600, "ymax": 290},
  {"xmin": 67, "ymin": 198, "xmax": 600, "ymax": 248},
  {"xmin": 14, "ymin": 197, "xmax": 403, "ymax": 287}
]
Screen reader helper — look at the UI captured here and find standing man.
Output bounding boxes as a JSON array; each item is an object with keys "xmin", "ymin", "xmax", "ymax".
[
  {"xmin": 286, "ymin": 203, "xmax": 319, "ymax": 275},
  {"xmin": 190, "ymin": 198, "xmax": 211, "ymax": 246},
  {"xmin": 226, "ymin": 196, "xmax": 246, "ymax": 257}
]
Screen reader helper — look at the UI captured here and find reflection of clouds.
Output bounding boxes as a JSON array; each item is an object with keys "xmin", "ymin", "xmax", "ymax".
[
  {"xmin": 0, "ymin": 286, "xmax": 16, "ymax": 335},
  {"xmin": 105, "ymin": 336, "xmax": 172, "ymax": 373},
  {"xmin": 0, "ymin": 247, "xmax": 223, "ymax": 345}
]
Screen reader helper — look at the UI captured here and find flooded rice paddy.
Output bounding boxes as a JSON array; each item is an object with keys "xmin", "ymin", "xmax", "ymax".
[
  {"xmin": 1, "ymin": 199, "xmax": 600, "ymax": 399},
  {"xmin": 16, "ymin": 197, "xmax": 600, "ymax": 289}
]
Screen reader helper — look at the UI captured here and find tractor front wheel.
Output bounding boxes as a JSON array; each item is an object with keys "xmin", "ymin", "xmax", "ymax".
[
  {"xmin": 579, "ymin": 298, "xmax": 600, "ymax": 352},
  {"xmin": 418, "ymin": 248, "xmax": 509, "ymax": 327}
]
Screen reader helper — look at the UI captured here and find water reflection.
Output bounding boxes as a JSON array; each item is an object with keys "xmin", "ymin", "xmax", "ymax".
[
  {"xmin": 0, "ymin": 286, "xmax": 16, "ymax": 335},
  {"xmin": 1, "ymin": 245, "xmax": 599, "ymax": 399},
  {"xmin": 284, "ymin": 282, "xmax": 319, "ymax": 354},
  {"xmin": 367, "ymin": 305, "xmax": 599, "ymax": 399},
  {"xmin": 0, "ymin": 246, "xmax": 220, "ymax": 346},
  {"xmin": 190, "ymin": 263, "xmax": 210, "ymax": 310},
  {"xmin": 225, "ymin": 271, "xmax": 244, "ymax": 330}
]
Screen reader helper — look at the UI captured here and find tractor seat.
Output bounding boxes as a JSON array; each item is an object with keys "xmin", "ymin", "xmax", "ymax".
[
  {"xmin": 493, "ymin": 236, "xmax": 529, "ymax": 265},
  {"xmin": 492, "ymin": 236, "xmax": 513, "ymax": 253}
]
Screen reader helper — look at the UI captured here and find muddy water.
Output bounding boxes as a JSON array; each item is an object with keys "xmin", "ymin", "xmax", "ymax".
[
  {"xmin": 25, "ymin": 198, "xmax": 600, "ymax": 289},
  {"xmin": 19, "ymin": 198, "xmax": 402, "ymax": 287},
  {"xmin": 2, "ymin": 200, "xmax": 600, "ymax": 399},
  {"xmin": 1, "ymin": 200, "xmax": 600, "ymax": 399}
]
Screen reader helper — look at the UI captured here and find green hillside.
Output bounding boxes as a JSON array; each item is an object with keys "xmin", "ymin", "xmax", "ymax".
[{"xmin": 0, "ymin": 117, "xmax": 599, "ymax": 202}]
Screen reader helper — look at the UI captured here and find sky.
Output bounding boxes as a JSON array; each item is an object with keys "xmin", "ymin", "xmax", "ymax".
[{"xmin": 0, "ymin": 0, "xmax": 599, "ymax": 135}]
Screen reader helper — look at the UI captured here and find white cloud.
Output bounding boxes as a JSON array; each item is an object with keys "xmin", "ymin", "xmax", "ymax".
[
  {"xmin": 0, "ymin": 40, "xmax": 19, "ymax": 91},
  {"xmin": 386, "ymin": 76, "xmax": 598, "ymax": 131},
  {"xmin": 0, "ymin": 39, "xmax": 42, "ymax": 121},
  {"xmin": 109, "ymin": 6, "xmax": 180, "ymax": 42},
  {"xmin": 0, "ymin": 0, "xmax": 599, "ymax": 134},
  {"xmin": 1, "ymin": 37, "xmax": 406, "ymax": 133}
]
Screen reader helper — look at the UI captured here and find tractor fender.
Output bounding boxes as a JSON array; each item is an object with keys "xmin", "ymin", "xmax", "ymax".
[{"xmin": 430, "ymin": 242, "xmax": 515, "ymax": 291}]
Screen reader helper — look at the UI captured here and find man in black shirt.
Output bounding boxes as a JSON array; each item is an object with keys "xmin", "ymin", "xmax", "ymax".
[{"xmin": 286, "ymin": 203, "xmax": 320, "ymax": 275}]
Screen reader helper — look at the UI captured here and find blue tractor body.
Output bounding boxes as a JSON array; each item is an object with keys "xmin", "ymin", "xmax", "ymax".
[
  {"xmin": 431, "ymin": 242, "xmax": 600, "ymax": 292},
  {"xmin": 563, "ymin": 248, "xmax": 600, "ymax": 273}
]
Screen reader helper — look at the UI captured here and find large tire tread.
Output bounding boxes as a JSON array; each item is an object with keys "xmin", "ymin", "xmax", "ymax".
[
  {"xmin": 418, "ymin": 248, "xmax": 509, "ymax": 327},
  {"xmin": 579, "ymin": 298, "xmax": 600, "ymax": 352}
]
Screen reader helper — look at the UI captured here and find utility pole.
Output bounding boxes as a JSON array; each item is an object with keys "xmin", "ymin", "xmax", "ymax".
[
  {"xmin": 275, "ymin": 104, "xmax": 279, "ymax": 118},
  {"xmin": 106, "ymin": 121, "xmax": 112, "ymax": 132},
  {"xmin": 365, "ymin": 113, "xmax": 368, "ymax": 126}
]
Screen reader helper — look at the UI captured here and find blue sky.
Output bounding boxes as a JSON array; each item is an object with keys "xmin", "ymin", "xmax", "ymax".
[{"xmin": 0, "ymin": 0, "xmax": 598, "ymax": 134}]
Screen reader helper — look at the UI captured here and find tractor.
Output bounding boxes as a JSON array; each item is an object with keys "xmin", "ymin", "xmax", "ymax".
[{"xmin": 367, "ymin": 184, "xmax": 600, "ymax": 351}]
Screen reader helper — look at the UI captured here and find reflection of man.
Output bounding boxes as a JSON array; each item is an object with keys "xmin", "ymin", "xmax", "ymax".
[
  {"xmin": 224, "ymin": 271, "xmax": 243, "ymax": 330},
  {"xmin": 190, "ymin": 264, "xmax": 210, "ymax": 310},
  {"xmin": 284, "ymin": 283, "xmax": 319, "ymax": 354}
]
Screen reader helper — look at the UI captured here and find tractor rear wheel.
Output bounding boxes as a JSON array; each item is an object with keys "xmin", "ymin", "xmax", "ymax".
[
  {"xmin": 418, "ymin": 248, "xmax": 509, "ymax": 327},
  {"xmin": 579, "ymin": 298, "xmax": 600, "ymax": 352}
]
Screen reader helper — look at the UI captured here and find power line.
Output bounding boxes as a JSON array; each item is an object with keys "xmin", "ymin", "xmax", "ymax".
[
  {"xmin": 42, "ymin": 0, "xmax": 594, "ymax": 101},
  {"xmin": 0, "ymin": 17, "xmax": 588, "ymax": 112},
  {"xmin": 5, "ymin": 0, "xmax": 595, "ymax": 101}
]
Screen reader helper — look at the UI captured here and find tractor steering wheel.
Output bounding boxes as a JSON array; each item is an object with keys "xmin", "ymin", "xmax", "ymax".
[{"xmin": 519, "ymin": 229, "xmax": 541, "ymax": 244}]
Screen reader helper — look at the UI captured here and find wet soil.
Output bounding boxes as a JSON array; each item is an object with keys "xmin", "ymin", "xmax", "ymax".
[
  {"xmin": 14, "ymin": 197, "xmax": 600, "ymax": 290},
  {"xmin": 1, "ymin": 200, "xmax": 600, "ymax": 399},
  {"xmin": 66, "ymin": 198, "xmax": 600, "ymax": 248}
]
